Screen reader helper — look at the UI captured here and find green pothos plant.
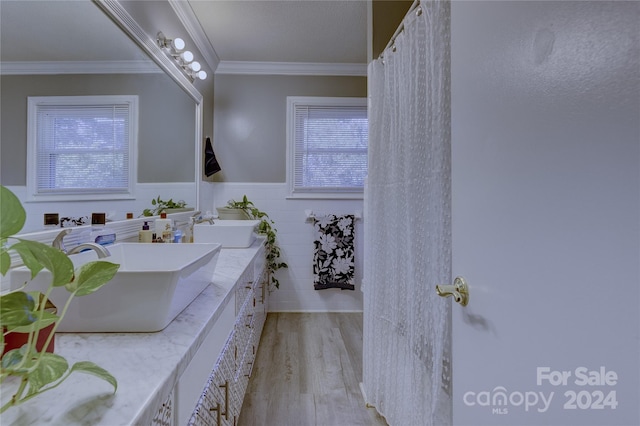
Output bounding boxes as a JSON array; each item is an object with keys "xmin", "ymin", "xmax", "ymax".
[
  {"xmin": 141, "ymin": 195, "xmax": 188, "ymax": 217},
  {"xmin": 227, "ymin": 195, "xmax": 288, "ymax": 289},
  {"xmin": 0, "ymin": 186, "xmax": 119, "ymax": 413}
]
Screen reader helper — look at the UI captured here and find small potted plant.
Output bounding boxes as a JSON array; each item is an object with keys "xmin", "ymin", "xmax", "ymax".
[
  {"xmin": 141, "ymin": 196, "xmax": 192, "ymax": 217},
  {"xmin": 0, "ymin": 186, "xmax": 119, "ymax": 413},
  {"xmin": 223, "ymin": 196, "xmax": 288, "ymax": 289}
]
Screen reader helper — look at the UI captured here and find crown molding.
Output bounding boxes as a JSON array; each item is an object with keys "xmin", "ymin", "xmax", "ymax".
[
  {"xmin": 0, "ymin": 60, "xmax": 163, "ymax": 75},
  {"xmin": 215, "ymin": 61, "xmax": 367, "ymax": 76},
  {"xmin": 168, "ymin": 0, "xmax": 220, "ymax": 73}
]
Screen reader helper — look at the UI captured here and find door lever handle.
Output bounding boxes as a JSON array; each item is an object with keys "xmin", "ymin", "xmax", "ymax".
[{"xmin": 436, "ymin": 276, "xmax": 469, "ymax": 306}]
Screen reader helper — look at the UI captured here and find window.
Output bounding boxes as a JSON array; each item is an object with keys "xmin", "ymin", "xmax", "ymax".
[
  {"xmin": 287, "ymin": 97, "xmax": 368, "ymax": 198},
  {"xmin": 27, "ymin": 96, "xmax": 137, "ymax": 201}
]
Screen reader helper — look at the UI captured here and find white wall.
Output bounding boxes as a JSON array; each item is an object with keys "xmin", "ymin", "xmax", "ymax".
[
  {"xmin": 208, "ymin": 183, "xmax": 364, "ymax": 312},
  {"xmin": 211, "ymin": 74, "xmax": 367, "ymax": 183}
]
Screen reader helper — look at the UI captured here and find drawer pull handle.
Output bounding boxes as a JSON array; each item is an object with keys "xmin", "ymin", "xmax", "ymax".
[{"xmin": 209, "ymin": 402, "xmax": 222, "ymax": 425}]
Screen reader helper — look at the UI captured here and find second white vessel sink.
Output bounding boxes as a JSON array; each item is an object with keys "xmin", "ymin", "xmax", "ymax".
[{"xmin": 193, "ymin": 220, "xmax": 261, "ymax": 248}]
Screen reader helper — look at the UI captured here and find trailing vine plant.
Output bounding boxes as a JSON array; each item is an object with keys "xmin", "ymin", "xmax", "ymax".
[{"xmin": 226, "ymin": 195, "xmax": 288, "ymax": 289}]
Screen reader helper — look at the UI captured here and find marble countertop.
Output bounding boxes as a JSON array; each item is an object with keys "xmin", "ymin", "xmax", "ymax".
[{"xmin": 0, "ymin": 241, "xmax": 263, "ymax": 426}]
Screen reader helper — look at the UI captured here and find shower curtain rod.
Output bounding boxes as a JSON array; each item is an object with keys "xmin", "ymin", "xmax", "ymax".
[{"xmin": 379, "ymin": 0, "xmax": 421, "ymax": 60}]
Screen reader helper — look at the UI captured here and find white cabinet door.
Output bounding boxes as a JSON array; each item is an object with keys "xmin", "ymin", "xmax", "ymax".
[
  {"xmin": 187, "ymin": 331, "xmax": 236, "ymax": 426},
  {"xmin": 450, "ymin": 1, "xmax": 639, "ymax": 425},
  {"xmin": 177, "ymin": 300, "xmax": 235, "ymax": 425}
]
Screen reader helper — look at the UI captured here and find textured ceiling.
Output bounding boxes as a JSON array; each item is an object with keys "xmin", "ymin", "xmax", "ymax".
[
  {"xmin": 1, "ymin": 0, "xmax": 368, "ymax": 67},
  {"xmin": 188, "ymin": 0, "xmax": 368, "ymax": 64}
]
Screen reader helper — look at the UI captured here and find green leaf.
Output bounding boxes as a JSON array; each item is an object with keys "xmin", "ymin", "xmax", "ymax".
[
  {"xmin": 8, "ymin": 242, "xmax": 43, "ymax": 280},
  {"xmin": 9, "ymin": 310, "xmax": 59, "ymax": 333},
  {"xmin": 26, "ymin": 352, "xmax": 68, "ymax": 396},
  {"xmin": 10, "ymin": 240, "xmax": 73, "ymax": 286},
  {"xmin": 0, "ymin": 186, "xmax": 26, "ymax": 239},
  {"xmin": 66, "ymin": 261, "xmax": 119, "ymax": 296},
  {"xmin": 1, "ymin": 249, "xmax": 11, "ymax": 276},
  {"xmin": 1, "ymin": 347, "xmax": 29, "ymax": 370},
  {"xmin": 0, "ymin": 291, "xmax": 36, "ymax": 328},
  {"xmin": 70, "ymin": 361, "xmax": 118, "ymax": 392}
]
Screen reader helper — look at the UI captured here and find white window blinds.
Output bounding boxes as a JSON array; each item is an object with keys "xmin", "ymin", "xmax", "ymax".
[
  {"xmin": 289, "ymin": 97, "xmax": 368, "ymax": 195},
  {"xmin": 27, "ymin": 96, "xmax": 137, "ymax": 200}
]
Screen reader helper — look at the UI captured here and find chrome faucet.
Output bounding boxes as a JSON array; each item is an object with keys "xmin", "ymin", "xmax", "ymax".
[
  {"xmin": 190, "ymin": 211, "xmax": 214, "ymax": 226},
  {"xmin": 68, "ymin": 243, "xmax": 111, "ymax": 258},
  {"xmin": 194, "ymin": 216, "xmax": 214, "ymax": 225},
  {"xmin": 52, "ymin": 229, "xmax": 111, "ymax": 258},
  {"xmin": 52, "ymin": 228, "xmax": 72, "ymax": 251},
  {"xmin": 186, "ymin": 211, "xmax": 214, "ymax": 243}
]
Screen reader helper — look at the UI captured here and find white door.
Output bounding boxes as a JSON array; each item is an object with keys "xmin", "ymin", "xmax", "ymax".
[{"xmin": 450, "ymin": 2, "xmax": 639, "ymax": 425}]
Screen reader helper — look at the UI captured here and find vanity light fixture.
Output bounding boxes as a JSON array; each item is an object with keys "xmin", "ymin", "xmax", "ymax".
[{"xmin": 156, "ymin": 31, "xmax": 207, "ymax": 81}]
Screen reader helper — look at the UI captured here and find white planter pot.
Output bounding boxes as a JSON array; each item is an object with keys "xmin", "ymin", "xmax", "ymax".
[{"xmin": 216, "ymin": 207, "xmax": 249, "ymax": 220}]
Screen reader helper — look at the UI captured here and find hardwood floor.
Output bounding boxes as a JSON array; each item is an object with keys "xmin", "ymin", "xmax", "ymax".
[{"xmin": 238, "ymin": 313, "xmax": 388, "ymax": 426}]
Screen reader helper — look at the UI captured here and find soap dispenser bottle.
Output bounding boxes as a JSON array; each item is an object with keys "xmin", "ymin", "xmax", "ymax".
[
  {"xmin": 155, "ymin": 212, "xmax": 173, "ymax": 243},
  {"xmin": 139, "ymin": 221, "xmax": 153, "ymax": 243}
]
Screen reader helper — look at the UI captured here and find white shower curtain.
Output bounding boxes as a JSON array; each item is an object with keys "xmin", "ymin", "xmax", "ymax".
[{"xmin": 363, "ymin": 1, "xmax": 452, "ymax": 425}]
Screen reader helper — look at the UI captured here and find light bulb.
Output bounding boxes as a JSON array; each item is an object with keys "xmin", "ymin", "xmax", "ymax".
[
  {"xmin": 172, "ymin": 37, "xmax": 185, "ymax": 51},
  {"xmin": 180, "ymin": 51, "xmax": 194, "ymax": 63},
  {"xmin": 197, "ymin": 70, "xmax": 207, "ymax": 80},
  {"xmin": 189, "ymin": 61, "xmax": 201, "ymax": 72}
]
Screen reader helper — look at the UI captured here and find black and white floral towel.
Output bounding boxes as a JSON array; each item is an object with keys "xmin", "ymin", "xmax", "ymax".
[{"xmin": 312, "ymin": 214, "xmax": 355, "ymax": 290}]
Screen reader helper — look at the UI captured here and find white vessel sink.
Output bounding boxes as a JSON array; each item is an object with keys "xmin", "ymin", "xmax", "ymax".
[
  {"xmin": 10, "ymin": 243, "xmax": 221, "ymax": 332},
  {"xmin": 193, "ymin": 220, "xmax": 261, "ymax": 248}
]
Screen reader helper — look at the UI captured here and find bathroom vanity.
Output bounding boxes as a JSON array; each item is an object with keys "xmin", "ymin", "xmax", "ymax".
[{"xmin": 0, "ymin": 239, "xmax": 268, "ymax": 425}]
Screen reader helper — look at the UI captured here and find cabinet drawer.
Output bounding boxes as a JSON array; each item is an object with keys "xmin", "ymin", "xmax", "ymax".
[
  {"xmin": 235, "ymin": 270, "xmax": 254, "ymax": 313},
  {"xmin": 235, "ymin": 299, "xmax": 253, "ymax": 343},
  {"xmin": 251, "ymin": 244, "xmax": 266, "ymax": 284},
  {"xmin": 234, "ymin": 339, "xmax": 253, "ymax": 399}
]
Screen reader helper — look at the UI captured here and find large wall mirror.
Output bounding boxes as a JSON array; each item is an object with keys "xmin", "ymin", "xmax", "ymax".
[{"xmin": 0, "ymin": 0, "xmax": 201, "ymax": 233}]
